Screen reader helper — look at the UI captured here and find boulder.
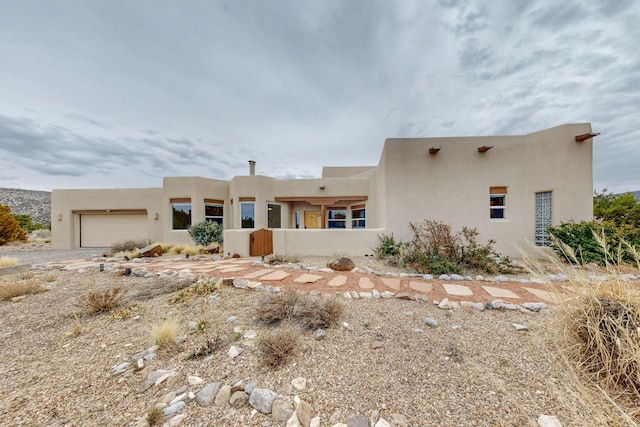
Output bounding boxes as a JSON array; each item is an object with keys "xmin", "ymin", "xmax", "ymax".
[
  {"xmin": 139, "ymin": 244, "xmax": 162, "ymax": 257},
  {"xmin": 327, "ymin": 257, "xmax": 355, "ymax": 271}
]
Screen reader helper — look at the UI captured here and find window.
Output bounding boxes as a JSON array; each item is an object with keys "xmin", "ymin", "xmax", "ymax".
[
  {"xmin": 351, "ymin": 205, "xmax": 366, "ymax": 229},
  {"xmin": 295, "ymin": 210, "xmax": 300, "ymax": 229},
  {"xmin": 535, "ymin": 192, "xmax": 552, "ymax": 246},
  {"xmin": 205, "ymin": 203, "xmax": 224, "ymax": 227},
  {"xmin": 327, "ymin": 207, "xmax": 346, "ymax": 229},
  {"xmin": 490, "ymin": 187, "xmax": 507, "ymax": 219},
  {"xmin": 171, "ymin": 199, "xmax": 191, "ymax": 230},
  {"xmin": 240, "ymin": 202, "xmax": 255, "ymax": 228},
  {"xmin": 267, "ymin": 203, "xmax": 281, "ymax": 228}
]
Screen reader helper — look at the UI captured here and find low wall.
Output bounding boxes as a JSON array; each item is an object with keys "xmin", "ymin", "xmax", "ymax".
[{"xmin": 223, "ymin": 229, "xmax": 385, "ymax": 257}]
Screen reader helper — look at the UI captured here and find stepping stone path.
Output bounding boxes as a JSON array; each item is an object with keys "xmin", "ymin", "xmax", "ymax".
[{"xmin": 39, "ymin": 254, "xmax": 631, "ymax": 307}]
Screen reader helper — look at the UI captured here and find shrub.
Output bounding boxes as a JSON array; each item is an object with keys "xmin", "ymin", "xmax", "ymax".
[
  {"xmin": 110, "ymin": 239, "xmax": 151, "ymax": 254},
  {"xmin": 294, "ymin": 297, "xmax": 344, "ymax": 330},
  {"xmin": 0, "ymin": 277, "xmax": 45, "ymax": 300},
  {"xmin": 548, "ymin": 221, "xmax": 640, "ymax": 266},
  {"xmin": 73, "ymin": 287, "xmax": 127, "ymax": 313},
  {"xmin": 152, "ymin": 319, "xmax": 179, "ymax": 347},
  {"xmin": 265, "ymin": 254, "xmax": 300, "ymax": 265},
  {"xmin": 254, "ymin": 290, "xmax": 301, "ymax": 324},
  {"xmin": 0, "ymin": 256, "xmax": 19, "ymax": 268},
  {"xmin": 146, "ymin": 406, "xmax": 164, "ymax": 426},
  {"xmin": 373, "ymin": 233, "xmax": 403, "ymax": 258},
  {"xmin": 594, "ymin": 189, "xmax": 640, "ymax": 228},
  {"xmin": 188, "ymin": 221, "xmax": 223, "ymax": 246},
  {"xmin": 258, "ymin": 328, "xmax": 299, "ymax": 368},
  {"xmin": 384, "ymin": 219, "xmax": 516, "ymax": 275},
  {"xmin": 0, "ymin": 204, "xmax": 27, "ymax": 246}
]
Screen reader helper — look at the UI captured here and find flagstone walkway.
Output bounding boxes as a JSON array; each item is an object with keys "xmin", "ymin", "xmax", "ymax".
[{"xmin": 45, "ymin": 256, "xmax": 569, "ymax": 305}]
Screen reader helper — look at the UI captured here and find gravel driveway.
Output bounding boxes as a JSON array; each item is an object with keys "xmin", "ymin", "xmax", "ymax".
[{"xmin": 0, "ymin": 248, "xmax": 108, "ymax": 265}]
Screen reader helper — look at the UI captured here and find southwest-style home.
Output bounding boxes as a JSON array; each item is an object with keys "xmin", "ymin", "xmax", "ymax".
[{"xmin": 51, "ymin": 123, "xmax": 596, "ymax": 258}]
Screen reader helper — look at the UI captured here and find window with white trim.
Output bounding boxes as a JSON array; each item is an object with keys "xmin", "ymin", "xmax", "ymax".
[
  {"xmin": 327, "ymin": 208, "xmax": 346, "ymax": 229},
  {"xmin": 490, "ymin": 187, "xmax": 507, "ymax": 219}
]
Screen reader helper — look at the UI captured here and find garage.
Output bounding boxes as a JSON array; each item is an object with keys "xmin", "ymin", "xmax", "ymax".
[{"xmin": 80, "ymin": 212, "xmax": 149, "ymax": 247}]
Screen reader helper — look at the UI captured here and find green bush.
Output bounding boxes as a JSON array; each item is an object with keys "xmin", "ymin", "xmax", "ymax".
[
  {"xmin": 188, "ymin": 221, "xmax": 223, "ymax": 246},
  {"xmin": 0, "ymin": 204, "xmax": 27, "ymax": 246},
  {"xmin": 594, "ymin": 189, "xmax": 640, "ymax": 228},
  {"xmin": 373, "ymin": 233, "xmax": 403, "ymax": 258},
  {"xmin": 548, "ymin": 220, "xmax": 640, "ymax": 266}
]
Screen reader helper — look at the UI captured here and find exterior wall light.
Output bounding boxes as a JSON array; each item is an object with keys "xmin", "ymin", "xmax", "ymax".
[
  {"xmin": 153, "ymin": 212, "xmax": 159, "ymax": 220},
  {"xmin": 319, "ymin": 185, "xmax": 326, "ymax": 190}
]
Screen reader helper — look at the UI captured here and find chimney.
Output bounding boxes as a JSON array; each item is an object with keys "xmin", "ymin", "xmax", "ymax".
[{"xmin": 248, "ymin": 160, "xmax": 256, "ymax": 176}]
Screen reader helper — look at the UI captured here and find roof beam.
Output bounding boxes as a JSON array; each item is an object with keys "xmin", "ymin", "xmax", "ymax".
[
  {"xmin": 477, "ymin": 145, "xmax": 493, "ymax": 153},
  {"xmin": 575, "ymin": 132, "xmax": 600, "ymax": 142}
]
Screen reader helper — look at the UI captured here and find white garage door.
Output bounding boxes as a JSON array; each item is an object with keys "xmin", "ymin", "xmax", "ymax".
[{"xmin": 80, "ymin": 214, "xmax": 149, "ymax": 247}]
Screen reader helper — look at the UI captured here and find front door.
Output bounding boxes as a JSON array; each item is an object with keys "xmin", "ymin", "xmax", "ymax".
[{"xmin": 304, "ymin": 211, "xmax": 319, "ymax": 229}]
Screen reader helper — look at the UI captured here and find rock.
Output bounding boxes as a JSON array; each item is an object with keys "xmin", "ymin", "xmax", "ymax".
[
  {"xmin": 168, "ymin": 413, "xmax": 187, "ymax": 426},
  {"xmin": 139, "ymin": 244, "xmax": 162, "ymax": 257},
  {"xmin": 504, "ymin": 303, "xmax": 521, "ymax": 310},
  {"xmin": 245, "ymin": 381, "xmax": 258, "ymax": 395},
  {"xmin": 287, "ymin": 413, "xmax": 302, "ymax": 427},
  {"xmin": 291, "ymin": 377, "xmax": 307, "ymax": 391},
  {"xmin": 439, "ymin": 274, "xmax": 451, "ymax": 280},
  {"xmin": 491, "ymin": 299, "xmax": 504, "ymax": 309},
  {"xmin": 381, "ymin": 291, "xmax": 394, "ymax": 299},
  {"xmin": 423, "ymin": 274, "xmax": 433, "ymax": 280},
  {"xmin": 229, "ymin": 345, "xmax": 244, "ymax": 358},
  {"xmin": 413, "ymin": 328, "xmax": 425, "ymax": 334},
  {"xmin": 423, "ymin": 317, "xmax": 439, "ymax": 328},
  {"xmin": 537, "ymin": 414, "xmax": 563, "ymax": 427},
  {"xmin": 475, "ymin": 275, "xmax": 485, "ymax": 281},
  {"xmin": 342, "ymin": 322, "xmax": 353, "ymax": 332},
  {"xmin": 522, "ymin": 302, "xmax": 549, "ymax": 312},
  {"xmin": 512, "ymin": 323, "xmax": 529, "ymax": 331},
  {"xmin": 370, "ymin": 410, "xmax": 379, "ymax": 425},
  {"xmin": 389, "ymin": 413, "xmax": 408, "ymax": 427},
  {"xmin": 375, "ymin": 419, "xmax": 392, "ymax": 427},
  {"xmin": 169, "ymin": 393, "xmax": 188, "ymax": 406},
  {"xmin": 471, "ymin": 302, "xmax": 485, "ymax": 312},
  {"xmin": 214, "ymin": 384, "xmax": 231, "ymax": 406},
  {"xmin": 310, "ymin": 417, "xmax": 320, "ymax": 427},
  {"xmin": 233, "ymin": 278, "xmax": 248, "ymax": 289},
  {"xmin": 414, "ymin": 294, "xmax": 429, "ymax": 303},
  {"xmin": 188, "ymin": 375, "xmax": 204, "ymax": 386},
  {"xmin": 346, "ymin": 414, "xmax": 369, "ymax": 427},
  {"xmin": 163, "ymin": 401, "xmax": 186, "ymax": 415},
  {"xmin": 395, "ymin": 292, "xmax": 415, "ymax": 301},
  {"xmin": 450, "ymin": 274, "xmax": 463, "ymax": 280},
  {"xmin": 195, "ymin": 382, "xmax": 221, "ymax": 407},
  {"xmin": 249, "ymin": 388, "xmax": 278, "ymax": 414},
  {"xmin": 494, "ymin": 275, "xmax": 509, "ymax": 282},
  {"xmin": 372, "ymin": 289, "xmax": 381, "ymax": 299},
  {"xmin": 226, "ymin": 316, "xmax": 238, "ymax": 323},
  {"xmin": 327, "ymin": 257, "xmax": 355, "ymax": 271},
  {"xmin": 111, "ymin": 362, "xmax": 130, "ymax": 375},
  {"xmin": 296, "ymin": 399, "xmax": 313, "ymax": 427},
  {"xmin": 244, "ymin": 329, "xmax": 258, "ymax": 339},
  {"xmin": 272, "ymin": 397, "xmax": 295, "ymax": 423},
  {"xmin": 315, "ymin": 329, "xmax": 326, "ymax": 340},
  {"xmin": 229, "ymin": 391, "xmax": 249, "ymax": 408},
  {"xmin": 438, "ymin": 298, "xmax": 453, "ymax": 310}
]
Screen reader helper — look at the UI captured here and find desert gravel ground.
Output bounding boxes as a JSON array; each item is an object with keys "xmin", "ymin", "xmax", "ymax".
[{"xmin": 0, "ymin": 259, "xmax": 631, "ymax": 427}]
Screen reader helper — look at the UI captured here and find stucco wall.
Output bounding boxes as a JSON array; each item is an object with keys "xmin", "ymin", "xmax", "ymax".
[{"xmin": 379, "ymin": 123, "xmax": 593, "ymax": 257}]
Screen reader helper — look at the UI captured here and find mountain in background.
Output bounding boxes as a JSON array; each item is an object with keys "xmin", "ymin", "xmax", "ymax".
[{"xmin": 0, "ymin": 188, "xmax": 51, "ymax": 225}]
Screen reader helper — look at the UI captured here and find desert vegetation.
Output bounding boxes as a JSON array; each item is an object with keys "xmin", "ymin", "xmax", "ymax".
[
  {"xmin": 0, "ymin": 204, "xmax": 27, "ymax": 245},
  {"xmin": 374, "ymin": 219, "xmax": 518, "ymax": 275},
  {"xmin": 187, "ymin": 220, "xmax": 223, "ymax": 247},
  {"xmin": 72, "ymin": 287, "xmax": 128, "ymax": 314},
  {"xmin": 0, "ymin": 272, "xmax": 46, "ymax": 300}
]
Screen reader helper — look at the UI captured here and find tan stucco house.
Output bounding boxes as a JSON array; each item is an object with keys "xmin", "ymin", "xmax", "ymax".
[{"xmin": 51, "ymin": 123, "xmax": 596, "ymax": 258}]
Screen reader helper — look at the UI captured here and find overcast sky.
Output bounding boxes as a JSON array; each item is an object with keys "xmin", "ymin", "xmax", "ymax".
[{"xmin": 1, "ymin": 1, "xmax": 638, "ymax": 193}]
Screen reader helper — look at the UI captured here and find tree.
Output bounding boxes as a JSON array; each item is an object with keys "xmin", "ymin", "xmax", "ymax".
[
  {"xmin": 187, "ymin": 221, "xmax": 223, "ymax": 246},
  {"xmin": 593, "ymin": 189, "xmax": 640, "ymax": 228},
  {"xmin": 0, "ymin": 204, "xmax": 27, "ymax": 245}
]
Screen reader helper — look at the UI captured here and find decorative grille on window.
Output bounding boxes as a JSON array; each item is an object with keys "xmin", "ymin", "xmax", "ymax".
[{"xmin": 535, "ymin": 192, "xmax": 552, "ymax": 246}]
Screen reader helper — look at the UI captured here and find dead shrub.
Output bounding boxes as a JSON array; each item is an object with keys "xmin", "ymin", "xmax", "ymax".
[
  {"xmin": 258, "ymin": 328, "xmax": 299, "ymax": 368},
  {"xmin": 294, "ymin": 296, "xmax": 344, "ymax": 330},
  {"xmin": 0, "ymin": 278, "xmax": 45, "ymax": 301},
  {"xmin": 0, "ymin": 256, "xmax": 19, "ymax": 268},
  {"xmin": 254, "ymin": 290, "xmax": 301, "ymax": 324},
  {"xmin": 73, "ymin": 287, "xmax": 127, "ymax": 313},
  {"xmin": 152, "ymin": 319, "xmax": 179, "ymax": 347}
]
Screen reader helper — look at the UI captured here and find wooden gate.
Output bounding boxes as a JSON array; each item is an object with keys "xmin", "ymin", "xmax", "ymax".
[{"xmin": 250, "ymin": 228, "xmax": 273, "ymax": 256}]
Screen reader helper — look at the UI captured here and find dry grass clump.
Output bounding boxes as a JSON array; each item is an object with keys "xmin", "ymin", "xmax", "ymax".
[
  {"xmin": 146, "ymin": 406, "xmax": 164, "ymax": 426},
  {"xmin": 254, "ymin": 290, "xmax": 301, "ymax": 324},
  {"xmin": 110, "ymin": 239, "xmax": 151, "ymax": 254},
  {"xmin": 152, "ymin": 319, "xmax": 179, "ymax": 347},
  {"xmin": 0, "ymin": 256, "xmax": 19, "ymax": 268},
  {"xmin": 559, "ymin": 281, "xmax": 640, "ymax": 400},
  {"xmin": 254, "ymin": 290, "xmax": 343, "ymax": 330},
  {"xmin": 264, "ymin": 253, "xmax": 300, "ymax": 265},
  {"xmin": 165, "ymin": 244, "xmax": 203, "ymax": 256},
  {"xmin": 258, "ymin": 328, "xmax": 299, "ymax": 368},
  {"xmin": 0, "ymin": 276, "xmax": 46, "ymax": 301},
  {"xmin": 73, "ymin": 287, "xmax": 127, "ymax": 313},
  {"xmin": 294, "ymin": 296, "xmax": 344, "ymax": 330}
]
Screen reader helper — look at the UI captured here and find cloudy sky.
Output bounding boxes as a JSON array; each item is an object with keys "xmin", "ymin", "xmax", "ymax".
[{"xmin": 0, "ymin": 0, "xmax": 638, "ymax": 193}]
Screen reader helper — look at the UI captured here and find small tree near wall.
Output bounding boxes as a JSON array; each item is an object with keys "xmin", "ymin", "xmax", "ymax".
[
  {"xmin": 0, "ymin": 204, "xmax": 27, "ymax": 245},
  {"xmin": 188, "ymin": 221, "xmax": 223, "ymax": 247}
]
